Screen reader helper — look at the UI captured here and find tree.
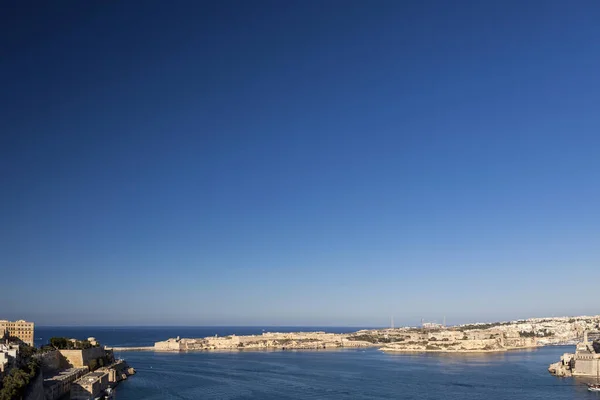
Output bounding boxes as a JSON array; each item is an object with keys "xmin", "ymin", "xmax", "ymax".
[
  {"xmin": 0, "ymin": 359, "xmax": 39, "ymax": 400},
  {"xmin": 19, "ymin": 344, "xmax": 37, "ymax": 359},
  {"xmin": 50, "ymin": 337, "xmax": 69, "ymax": 349}
]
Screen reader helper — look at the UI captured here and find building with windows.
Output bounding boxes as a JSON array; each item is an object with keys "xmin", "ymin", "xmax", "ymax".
[
  {"xmin": 0, "ymin": 343, "xmax": 19, "ymax": 376},
  {"xmin": 0, "ymin": 319, "xmax": 35, "ymax": 346}
]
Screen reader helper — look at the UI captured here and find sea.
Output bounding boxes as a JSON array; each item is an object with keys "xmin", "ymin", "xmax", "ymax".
[{"xmin": 35, "ymin": 326, "xmax": 596, "ymax": 400}]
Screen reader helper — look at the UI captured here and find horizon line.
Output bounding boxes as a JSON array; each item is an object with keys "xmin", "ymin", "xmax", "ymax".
[{"xmin": 34, "ymin": 324, "xmax": 388, "ymax": 328}]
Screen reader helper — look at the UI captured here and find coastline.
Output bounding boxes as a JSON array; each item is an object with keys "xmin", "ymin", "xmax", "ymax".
[
  {"xmin": 110, "ymin": 345, "xmax": 543, "ymax": 354},
  {"xmin": 109, "ymin": 345, "xmax": 377, "ymax": 352},
  {"xmin": 380, "ymin": 344, "xmax": 542, "ymax": 353},
  {"xmin": 103, "ymin": 315, "xmax": 600, "ymax": 356},
  {"xmin": 109, "ymin": 343, "xmax": 542, "ymax": 354}
]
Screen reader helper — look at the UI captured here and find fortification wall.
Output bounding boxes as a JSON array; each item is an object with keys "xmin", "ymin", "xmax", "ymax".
[
  {"xmin": 38, "ymin": 350, "xmax": 65, "ymax": 372},
  {"xmin": 155, "ymin": 340, "xmax": 181, "ymax": 351},
  {"xmin": 459, "ymin": 338, "xmax": 500, "ymax": 349},
  {"xmin": 504, "ymin": 337, "xmax": 537, "ymax": 348},
  {"xmin": 23, "ymin": 371, "xmax": 45, "ymax": 400},
  {"xmin": 574, "ymin": 356, "xmax": 600, "ymax": 376},
  {"xmin": 59, "ymin": 347, "xmax": 106, "ymax": 368}
]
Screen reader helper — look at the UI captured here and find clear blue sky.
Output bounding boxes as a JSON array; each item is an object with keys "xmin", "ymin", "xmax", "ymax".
[{"xmin": 1, "ymin": 1, "xmax": 599, "ymax": 326}]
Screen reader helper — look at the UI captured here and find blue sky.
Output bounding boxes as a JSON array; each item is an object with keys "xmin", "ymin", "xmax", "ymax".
[{"xmin": 1, "ymin": 1, "xmax": 599, "ymax": 326}]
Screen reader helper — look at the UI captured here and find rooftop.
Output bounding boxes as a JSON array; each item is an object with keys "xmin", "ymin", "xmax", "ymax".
[
  {"xmin": 76, "ymin": 371, "xmax": 107, "ymax": 384},
  {"xmin": 43, "ymin": 367, "xmax": 88, "ymax": 387}
]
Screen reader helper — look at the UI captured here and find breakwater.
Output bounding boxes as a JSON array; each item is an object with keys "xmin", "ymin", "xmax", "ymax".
[{"xmin": 106, "ymin": 346, "xmax": 154, "ymax": 351}]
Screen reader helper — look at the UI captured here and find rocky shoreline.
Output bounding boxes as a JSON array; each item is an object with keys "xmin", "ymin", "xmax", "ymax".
[
  {"xmin": 105, "ymin": 315, "xmax": 600, "ymax": 355},
  {"xmin": 131, "ymin": 315, "xmax": 600, "ymax": 354}
]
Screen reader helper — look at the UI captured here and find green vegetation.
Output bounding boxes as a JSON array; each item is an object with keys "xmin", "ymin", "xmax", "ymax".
[
  {"xmin": 518, "ymin": 330, "xmax": 554, "ymax": 338},
  {"xmin": 39, "ymin": 345, "xmax": 56, "ymax": 353},
  {"xmin": 89, "ymin": 355, "xmax": 112, "ymax": 371},
  {"xmin": 348, "ymin": 335, "xmax": 384, "ymax": 343},
  {"xmin": 0, "ymin": 359, "xmax": 39, "ymax": 400},
  {"xmin": 0, "ymin": 344, "xmax": 40, "ymax": 400},
  {"xmin": 49, "ymin": 337, "xmax": 97, "ymax": 350},
  {"xmin": 425, "ymin": 345, "xmax": 441, "ymax": 350},
  {"xmin": 17, "ymin": 344, "xmax": 36, "ymax": 360},
  {"xmin": 457, "ymin": 321, "xmax": 511, "ymax": 331},
  {"xmin": 347, "ymin": 335, "xmax": 406, "ymax": 344},
  {"xmin": 518, "ymin": 331, "xmax": 536, "ymax": 337}
]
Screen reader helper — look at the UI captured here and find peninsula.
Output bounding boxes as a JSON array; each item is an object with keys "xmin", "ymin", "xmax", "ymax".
[{"xmin": 108, "ymin": 314, "xmax": 600, "ymax": 354}]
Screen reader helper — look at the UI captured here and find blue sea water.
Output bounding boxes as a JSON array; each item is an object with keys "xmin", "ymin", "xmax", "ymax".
[
  {"xmin": 35, "ymin": 327, "xmax": 595, "ymax": 400},
  {"xmin": 34, "ymin": 326, "xmax": 369, "ymax": 348}
]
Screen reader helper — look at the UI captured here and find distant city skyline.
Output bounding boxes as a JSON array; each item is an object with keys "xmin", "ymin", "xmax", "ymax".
[{"xmin": 2, "ymin": 1, "xmax": 599, "ymax": 326}]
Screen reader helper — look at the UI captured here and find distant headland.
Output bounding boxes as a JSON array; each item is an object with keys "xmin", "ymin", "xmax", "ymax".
[{"xmin": 106, "ymin": 314, "xmax": 600, "ymax": 354}]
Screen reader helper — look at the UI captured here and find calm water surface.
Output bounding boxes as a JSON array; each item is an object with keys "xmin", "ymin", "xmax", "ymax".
[{"xmin": 36, "ymin": 327, "xmax": 595, "ymax": 400}]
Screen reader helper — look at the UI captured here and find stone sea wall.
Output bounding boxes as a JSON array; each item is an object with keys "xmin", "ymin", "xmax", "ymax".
[{"xmin": 59, "ymin": 347, "xmax": 107, "ymax": 369}]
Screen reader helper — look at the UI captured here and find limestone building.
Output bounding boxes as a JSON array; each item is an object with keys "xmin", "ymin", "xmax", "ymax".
[
  {"xmin": 71, "ymin": 371, "xmax": 109, "ymax": 399},
  {"xmin": 548, "ymin": 330, "xmax": 600, "ymax": 377},
  {"xmin": 0, "ymin": 352, "xmax": 8, "ymax": 374},
  {"xmin": 0, "ymin": 319, "xmax": 34, "ymax": 346},
  {"xmin": 0, "ymin": 344, "xmax": 19, "ymax": 376}
]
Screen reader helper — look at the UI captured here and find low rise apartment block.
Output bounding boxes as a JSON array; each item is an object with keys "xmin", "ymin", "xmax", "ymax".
[
  {"xmin": 0, "ymin": 343, "xmax": 19, "ymax": 375},
  {"xmin": 0, "ymin": 319, "xmax": 34, "ymax": 345}
]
